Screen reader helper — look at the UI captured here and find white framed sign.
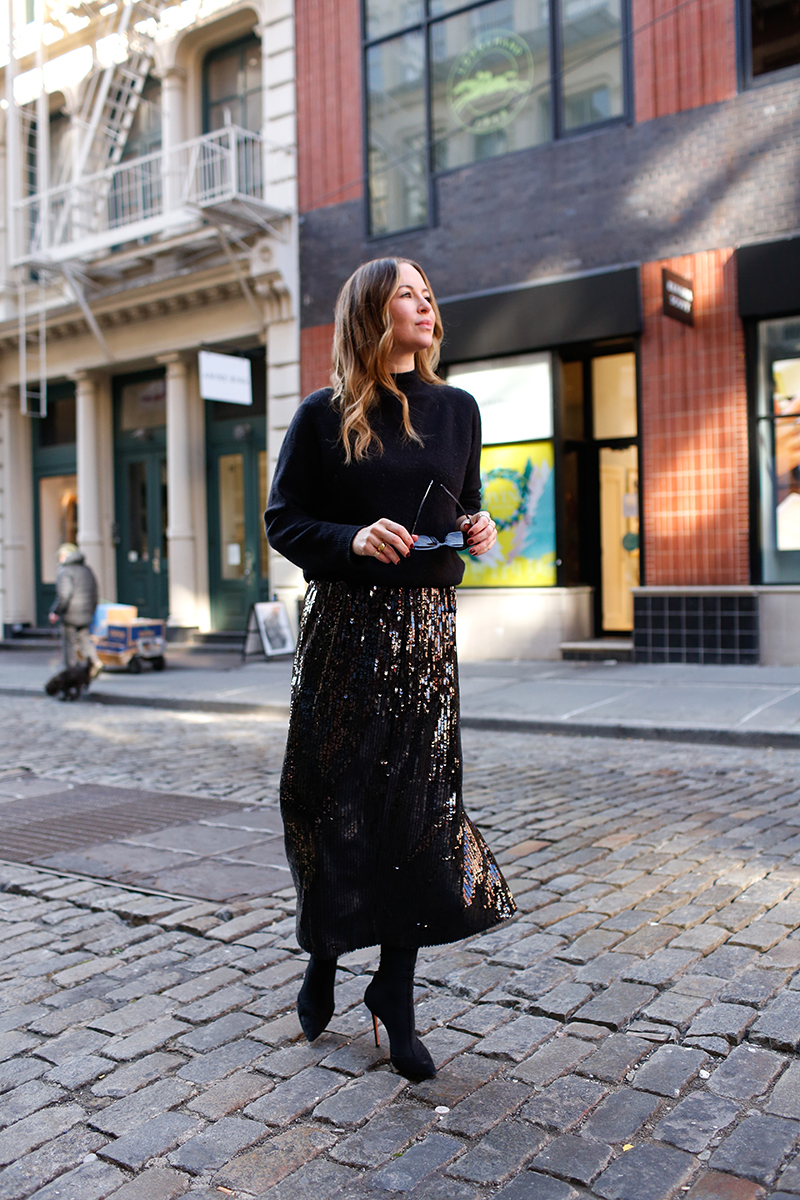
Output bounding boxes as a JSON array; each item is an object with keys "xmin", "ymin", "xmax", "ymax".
[
  {"xmin": 448, "ymin": 352, "xmax": 553, "ymax": 445},
  {"xmin": 242, "ymin": 601, "xmax": 296, "ymax": 659},
  {"xmin": 199, "ymin": 350, "xmax": 252, "ymax": 405}
]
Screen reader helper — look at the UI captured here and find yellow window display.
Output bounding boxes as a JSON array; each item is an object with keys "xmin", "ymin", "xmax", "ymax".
[{"xmin": 461, "ymin": 441, "xmax": 556, "ymax": 587}]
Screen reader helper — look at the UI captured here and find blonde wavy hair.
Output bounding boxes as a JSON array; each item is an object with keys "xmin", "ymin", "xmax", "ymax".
[{"xmin": 330, "ymin": 257, "xmax": 444, "ymax": 463}]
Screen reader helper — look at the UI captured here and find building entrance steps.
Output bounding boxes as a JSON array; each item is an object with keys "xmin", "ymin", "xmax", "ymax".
[
  {"xmin": 7, "ymin": 650, "xmax": 800, "ymax": 748},
  {"xmin": 560, "ymin": 639, "xmax": 634, "ymax": 662}
]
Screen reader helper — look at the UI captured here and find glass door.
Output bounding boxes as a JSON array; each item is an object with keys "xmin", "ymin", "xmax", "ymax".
[
  {"xmin": 116, "ymin": 453, "xmax": 169, "ymax": 618},
  {"xmin": 205, "ymin": 356, "xmax": 268, "ymax": 631},
  {"xmin": 559, "ymin": 347, "xmax": 640, "ymax": 634},
  {"xmin": 599, "ymin": 445, "xmax": 639, "ymax": 631},
  {"xmin": 114, "ymin": 370, "xmax": 168, "ymax": 620}
]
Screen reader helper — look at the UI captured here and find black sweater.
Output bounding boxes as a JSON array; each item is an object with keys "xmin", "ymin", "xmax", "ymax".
[{"xmin": 265, "ymin": 371, "xmax": 483, "ymax": 587}]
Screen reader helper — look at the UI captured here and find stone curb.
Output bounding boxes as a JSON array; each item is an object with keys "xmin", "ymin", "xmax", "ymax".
[{"xmin": 3, "ymin": 686, "xmax": 800, "ymax": 749}]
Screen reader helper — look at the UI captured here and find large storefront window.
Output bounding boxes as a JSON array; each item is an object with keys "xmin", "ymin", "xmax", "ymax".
[
  {"xmin": 33, "ymin": 384, "xmax": 77, "ymax": 624},
  {"xmin": 366, "ymin": 0, "xmax": 627, "ymax": 234},
  {"xmin": 448, "ymin": 354, "xmax": 557, "ymax": 586},
  {"xmin": 756, "ymin": 318, "xmax": 800, "ymax": 582}
]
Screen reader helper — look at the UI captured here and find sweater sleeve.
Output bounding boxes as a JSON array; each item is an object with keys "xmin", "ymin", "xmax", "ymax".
[
  {"xmin": 458, "ymin": 394, "xmax": 483, "ymax": 516},
  {"xmin": 264, "ymin": 398, "xmax": 362, "ymax": 577}
]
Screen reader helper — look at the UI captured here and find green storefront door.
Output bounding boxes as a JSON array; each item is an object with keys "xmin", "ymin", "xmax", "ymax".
[
  {"xmin": 114, "ymin": 371, "xmax": 169, "ymax": 620},
  {"xmin": 207, "ymin": 435, "xmax": 269, "ymax": 629},
  {"xmin": 115, "ymin": 452, "xmax": 169, "ymax": 618}
]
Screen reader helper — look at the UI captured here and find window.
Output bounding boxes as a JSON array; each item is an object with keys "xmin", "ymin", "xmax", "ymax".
[
  {"xmin": 204, "ymin": 36, "xmax": 262, "ymax": 133},
  {"xmin": 744, "ymin": 0, "xmax": 800, "ymax": 81},
  {"xmin": 119, "ymin": 376, "xmax": 167, "ymax": 432},
  {"xmin": 38, "ymin": 392, "xmax": 76, "ymax": 447},
  {"xmin": 365, "ymin": 0, "xmax": 627, "ymax": 235},
  {"xmin": 122, "ymin": 77, "xmax": 162, "ymax": 160},
  {"xmin": 755, "ymin": 318, "xmax": 800, "ymax": 582},
  {"xmin": 39, "ymin": 476, "xmax": 78, "ymax": 584},
  {"xmin": 448, "ymin": 354, "xmax": 557, "ymax": 587}
]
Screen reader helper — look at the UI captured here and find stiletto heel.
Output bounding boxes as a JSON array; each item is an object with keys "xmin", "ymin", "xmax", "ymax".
[
  {"xmin": 364, "ymin": 946, "xmax": 435, "ymax": 1082},
  {"xmin": 297, "ymin": 955, "xmax": 337, "ymax": 1042}
]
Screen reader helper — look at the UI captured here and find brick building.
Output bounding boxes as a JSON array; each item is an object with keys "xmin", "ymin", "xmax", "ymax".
[{"xmin": 284, "ymin": 0, "xmax": 800, "ymax": 663}]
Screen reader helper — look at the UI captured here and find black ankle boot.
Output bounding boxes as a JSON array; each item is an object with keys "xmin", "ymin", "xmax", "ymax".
[
  {"xmin": 297, "ymin": 955, "xmax": 337, "ymax": 1042},
  {"xmin": 364, "ymin": 945, "xmax": 435, "ymax": 1082}
]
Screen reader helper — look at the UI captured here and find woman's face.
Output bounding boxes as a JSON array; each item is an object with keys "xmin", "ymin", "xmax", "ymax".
[{"xmin": 388, "ymin": 263, "xmax": 434, "ymax": 364}]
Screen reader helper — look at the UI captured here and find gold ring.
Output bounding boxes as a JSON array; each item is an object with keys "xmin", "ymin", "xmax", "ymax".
[{"xmin": 377, "ymin": 542, "xmax": 386, "ymax": 554}]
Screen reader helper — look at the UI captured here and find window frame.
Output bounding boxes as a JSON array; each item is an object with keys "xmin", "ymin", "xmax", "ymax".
[
  {"xmin": 202, "ymin": 33, "xmax": 263, "ymax": 135},
  {"xmin": 362, "ymin": 0, "xmax": 632, "ymax": 239},
  {"xmin": 738, "ymin": 0, "xmax": 800, "ymax": 91},
  {"xmin": 747, "ymin": 316, "xmax": 800, "ymax": 584}
]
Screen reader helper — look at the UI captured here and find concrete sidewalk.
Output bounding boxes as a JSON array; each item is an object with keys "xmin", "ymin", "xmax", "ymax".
[{"xmin": 6, "ymin": 648, "xmax": 800, "ymax": 748}]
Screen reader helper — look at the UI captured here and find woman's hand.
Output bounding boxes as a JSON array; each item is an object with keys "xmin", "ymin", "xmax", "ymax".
[
  {"xmin": 352, "ymin": 519, "xmax": 415, "ymax": 564},
  {"xmin": 459, "ymin": 511, "xmax": 497, "ymax": 557}
]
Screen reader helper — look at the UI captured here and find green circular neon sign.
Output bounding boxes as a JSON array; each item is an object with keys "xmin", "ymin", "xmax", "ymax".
[{"xmin": 447, "ymin": 30, "xmax": 535, "ymax": 134}]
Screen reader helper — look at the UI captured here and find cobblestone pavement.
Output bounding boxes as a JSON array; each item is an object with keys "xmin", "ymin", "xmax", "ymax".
[{"xmin": 1, "ymin": 695, "xmax": 800, "ymax": 1199}]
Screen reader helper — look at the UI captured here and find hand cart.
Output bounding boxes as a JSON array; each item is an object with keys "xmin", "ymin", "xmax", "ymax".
[{"xmin": 93, "ymin": 617, "xmax": 167, "ymax": 673}]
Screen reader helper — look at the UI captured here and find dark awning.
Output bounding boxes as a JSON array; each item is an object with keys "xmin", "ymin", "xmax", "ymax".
[
  {"xmin": 737, "ymin": 237, "xmax": 800, "ymax": 320},
  {"xmin": 438, "ymin": 266, "xmax": 642, "ymax": 362}
]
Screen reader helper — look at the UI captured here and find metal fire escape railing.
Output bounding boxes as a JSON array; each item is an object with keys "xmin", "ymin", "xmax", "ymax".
[
  {"xmin": 11, "ymin": 0, "xmax": 172, "ymax": 410},
  {"xmin": 10, "ymin": 0, "xmax": 292, "ymax": 415},
  {"xmin": 12, "ymin": 125, "xmax": 282, "ymax": 266}
]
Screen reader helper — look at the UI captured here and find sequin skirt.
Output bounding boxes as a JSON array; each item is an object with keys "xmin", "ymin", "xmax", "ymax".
[{"xmin": 280, "ymin": 580, "xmax": 516, "ymax": 958}]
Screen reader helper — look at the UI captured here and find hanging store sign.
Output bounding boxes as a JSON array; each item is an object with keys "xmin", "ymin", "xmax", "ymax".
[
  {"xmin": 662, "ymin": 269, "xmax": 694, "ymax": 326},
  {"xmin": 199, "ymin": 351, "xmax": 252, "ymax": 405}
]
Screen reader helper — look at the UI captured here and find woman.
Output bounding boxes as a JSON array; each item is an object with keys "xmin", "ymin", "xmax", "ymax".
[{"xmin": 265, "ymin": 257, "xmax": 515, "ymax": 1081}]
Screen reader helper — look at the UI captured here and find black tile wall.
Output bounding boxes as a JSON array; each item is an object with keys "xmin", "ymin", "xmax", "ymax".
[{"xmin": 633, "ymin": 595, "xmax": 759, "ymax": 665}]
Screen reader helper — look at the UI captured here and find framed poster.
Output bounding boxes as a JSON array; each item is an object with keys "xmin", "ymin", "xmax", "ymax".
[
  {"xmin": 242, "ymin": 601, "xmax": 296, "ymax": 659},
  {"xmin": 460, "ymin": 440, "xmax": 556, "ymax": 588}
]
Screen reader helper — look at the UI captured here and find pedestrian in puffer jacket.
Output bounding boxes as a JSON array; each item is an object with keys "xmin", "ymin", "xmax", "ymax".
[{"xmin": 49, "ymin": 545, "xmax": 101, "ymax": 675}]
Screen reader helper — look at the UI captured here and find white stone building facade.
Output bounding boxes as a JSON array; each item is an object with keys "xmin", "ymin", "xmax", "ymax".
[{"xmin": 0, "ymin": 0, "xmax": 302, "ymax": 638}]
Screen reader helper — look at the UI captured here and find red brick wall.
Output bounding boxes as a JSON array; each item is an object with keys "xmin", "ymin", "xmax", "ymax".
[
  {"xmin": 639, "ymin": 250, "xmax": 749, "ymax": 585},
  {"xmin": 632, "ymin": 0, "xmax": 737, "ymax": 121},
  {"xmin": 296, "ymin": 0, "xmax": 363, "ymax": 212},
  {"xmin": 301, "ymin": 323, "xmax": 335, "ymax": 398}
]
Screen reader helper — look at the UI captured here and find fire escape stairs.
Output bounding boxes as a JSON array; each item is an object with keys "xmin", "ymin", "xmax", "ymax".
[{"xmin": 64, "ymin": 0, "xmax": 167, "ymax": 186}]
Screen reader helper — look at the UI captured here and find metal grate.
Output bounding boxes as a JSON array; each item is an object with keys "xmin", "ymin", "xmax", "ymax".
[{"xmin": 0, "ymin": 781, "xmax": 236, "ymax": 864}]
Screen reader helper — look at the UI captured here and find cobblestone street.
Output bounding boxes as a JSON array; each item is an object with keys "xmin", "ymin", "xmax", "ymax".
[{"xmin": 1, "ymin": 693, "xmax": 800, "ymax": 1199}]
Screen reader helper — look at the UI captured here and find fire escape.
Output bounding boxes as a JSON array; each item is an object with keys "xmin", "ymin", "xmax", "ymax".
[{"xmin": 8, "ymin": 0, "xmax": 290, "ymax": 412}]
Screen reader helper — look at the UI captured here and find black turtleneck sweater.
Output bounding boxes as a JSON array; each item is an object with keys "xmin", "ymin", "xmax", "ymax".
[{"xmin": 265, "ymin": 371, "xmax": 483, "ymax": 587}]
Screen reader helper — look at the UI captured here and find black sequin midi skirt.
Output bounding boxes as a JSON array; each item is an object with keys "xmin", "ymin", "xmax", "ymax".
[{"xmin": 280, "ymin": 580, "xmax": 516, "ymax": 958}]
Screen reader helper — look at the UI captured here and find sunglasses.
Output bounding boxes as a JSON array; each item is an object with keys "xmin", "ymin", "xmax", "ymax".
[{"xmin": 410, "ymin": 480, "xmax": 472, "ymax": 551}]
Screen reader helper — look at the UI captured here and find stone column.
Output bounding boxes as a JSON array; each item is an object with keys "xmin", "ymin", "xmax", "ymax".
[
  {"xmin": 265, "ymin": 318, "xmax": 302, "ymax": 636},
  {"xmin": 258, "ymin": 7, "xmax": 303, "ymax": 632},
  {"xmin": 159, "ymin": 353, "xmax": 197, "ymax": 631},
  {"xmin": 0, "ymin": 388, "xmax": 35, "ymax": 630},
  {"xmin": 73, "ymin": 371, "xmax": 104, "ymax": 583},
  {"xmin": 160, "ymin": 65, "xmax": 186, "ymax": 213},
  {"xmin": 0, "ymin": 108, "xmax": 11, "ymax": 320}
]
